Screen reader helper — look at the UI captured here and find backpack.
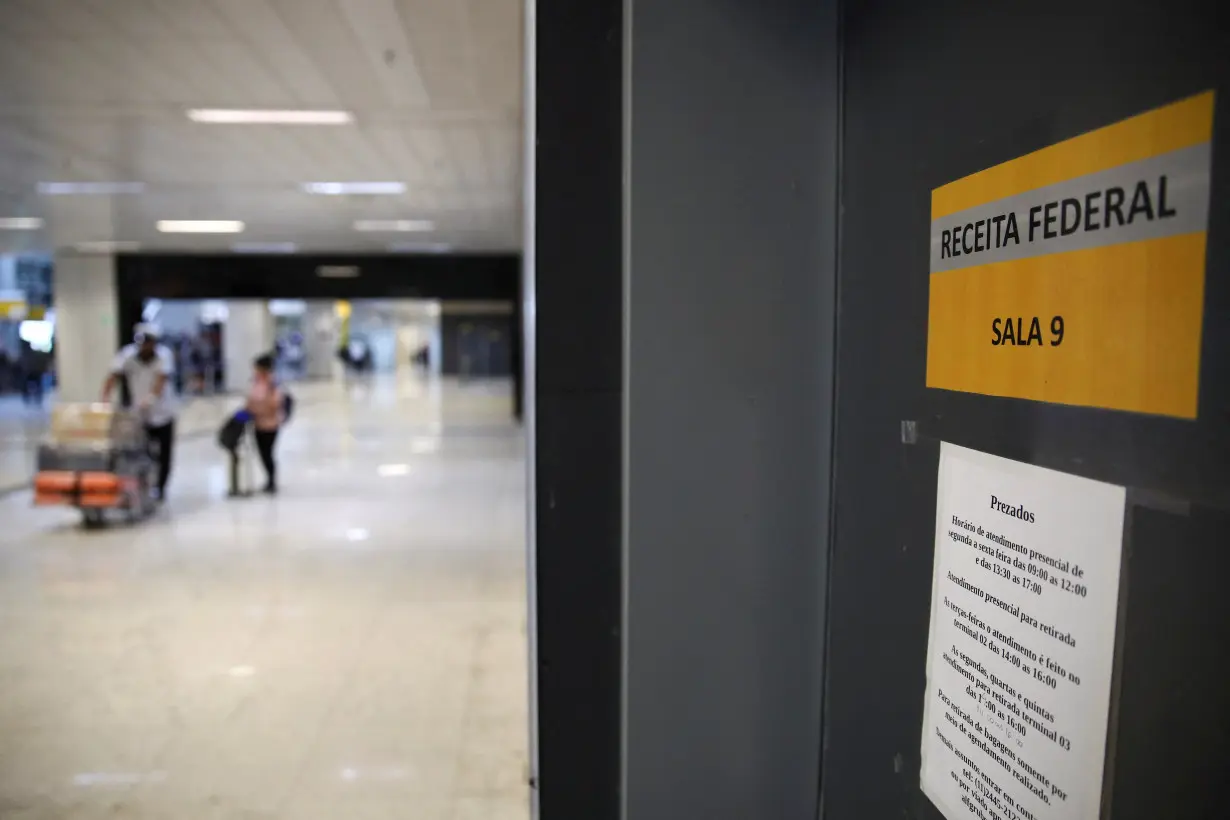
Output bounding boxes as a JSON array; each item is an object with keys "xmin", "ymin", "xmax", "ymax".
[{"xmin": 218, "ymin": 412, "xmax": 249, "ymax": 451}]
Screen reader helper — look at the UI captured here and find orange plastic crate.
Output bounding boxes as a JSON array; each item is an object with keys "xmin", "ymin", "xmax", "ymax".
[
  {"xmin": 34, "ymin": 471, "xmax": 76, "ymax": 493},
  {"xmin": 78, "ymin": 493, "xmax": 122, "ymax": 509},
  {"xmin": 79, "ymin": 472, "xmax": 121, "ymax": 493}
]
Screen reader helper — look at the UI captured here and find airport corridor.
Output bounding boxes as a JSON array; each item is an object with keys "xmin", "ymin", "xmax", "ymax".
[{"xmin": 0, "ymin": 376, "xmax": 529, "ymax": 820}]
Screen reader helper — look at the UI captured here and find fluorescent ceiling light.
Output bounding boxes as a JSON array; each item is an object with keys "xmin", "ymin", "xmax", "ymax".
[
  {"xmin": 377, "ymin": 463, "xmax": 411, "ymax": 477},
  {"xmin": 0, "ymin": 217, "xmax": 43, "ymax": 230},
  {"xmin": 388, "ymin": 241, "xmax": 451, "ymax": 253},
  {"xmin": 187, "ymin": 108, "xmax": 353, "ymax": 125},
  {"xmin": 353, "ymin": 219, "xmax": 434, "ymax": 232},
  {"xmin": 157, "ymin": 220, "xmax": 244, "ymax": 234},
  {"xmin": 73, "ymin": 240, "xmax": 141, "ymax": 253},
  {"xmin": 38, "ymin": 181, "xmax": 144, "ymax": 195},
  {"xmin": 232, "ymin": 241, "xmax": 296, "ymax": 253},
  {"xmin": 303, "ymin": 181, "xmax": 406, "ymax": 195}
]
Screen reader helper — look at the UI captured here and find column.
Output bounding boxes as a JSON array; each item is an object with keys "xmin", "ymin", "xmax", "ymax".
[
  {"xmin": 223, "ymin": 301, "xmax": 273, "ymax": 393},
  {"xmin": 511, "ymin": 277, "xmax": 523, "ymax": 420},
  {"xmin": 47, "ymin": 195, "xmax": 122, "ymax": 403},
  {"xmin": 52, "ymin": 254, "xmax": 120, "ymax": 403},
  {"xmin": 425, "ymin": 305, "xmax": 442, "ymax": 375},
  {"xmin": 533, "ymin": 0, "xmax": 839, "ymax": 817},
  {"xmin": 302, "ymin": 301, "xmax": 337, "ymax": 380},
  {"xmin": 531, "ymin": 1, "xmax": 625, "ymax": 817},
  {"xmin": 621, "ymin": 0, "xmax": 836, "ymax": 811}
]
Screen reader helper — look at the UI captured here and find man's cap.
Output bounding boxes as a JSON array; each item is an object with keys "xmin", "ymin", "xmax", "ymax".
[{"xmin": 134, "ymin": 322, "xmax": 161, "ymax": 341}]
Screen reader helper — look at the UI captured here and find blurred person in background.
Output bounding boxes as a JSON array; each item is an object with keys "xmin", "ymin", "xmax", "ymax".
[
  {"xmin": 0, "ymin": 344, "xmax": 16, "ymax": 393},
  {"xmin": 187, "ymin": 337, "xmax": 206, "ymax": 394},
  {"xmin": 18, "ymin": 338, "xmax": 50, "ymax": 406},
  {"xmin": 101, "ymin": 324, "xmax": 178, "ymax": 501},
  {"xmin": 245, "ymin": 353, "xmax": 284, "ymax": 495}
]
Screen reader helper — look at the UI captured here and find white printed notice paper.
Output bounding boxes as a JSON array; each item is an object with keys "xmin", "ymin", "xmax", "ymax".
[{"xmin": 920, "ymin": 443, "xmax": 1126, "ymax": 820}]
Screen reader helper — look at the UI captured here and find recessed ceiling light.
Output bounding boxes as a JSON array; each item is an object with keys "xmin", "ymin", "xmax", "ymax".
[
  {"xmin": 303, "ymin": 181, "xmax": 406, "ymax": 195},
  {"xmin": 345, "ymin": 528, "xmax": 370, "ymax": 542},
  {"xmin": 387, "ymin": 241, "xmax": 451, "ymax": 253},
  {"xmin": 73, "ymin": 240, "xmax": 141, "ymax": 253},
  {"xmin": 0, "ymin": 217, "xmax": 43, "ymax": 230},
  {"xmin": 353, "ymin": 219, "xmax": 434, "ymax": 232},
  {"xmin": 232, "ymin": 242, "xmax": 296, "ymax": 253},
  {"xmin": 377, "ymin": 463, "xmax": 411, "ymax": 477},
  {"xmin": 157, "ymin": 220, "xmax": 244, "ymax": 234},
  {"xmin": 38, "ymin": 182, "xmax": 144, "ymax": 195},
  {"xmin": 72, "ymin": 772, "xmax": 166, "ymax": 787},
  {"xmin": 187, "ymin": 108, "xmax": 353, "ymax": 125}
]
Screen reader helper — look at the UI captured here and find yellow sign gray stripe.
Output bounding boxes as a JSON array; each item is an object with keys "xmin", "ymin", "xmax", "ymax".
[{"xmin": 929, "ymin": 142, "xmax": 1211, "ymax": 275}]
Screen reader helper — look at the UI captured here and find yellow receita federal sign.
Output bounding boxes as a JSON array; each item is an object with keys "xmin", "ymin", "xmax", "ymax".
[{"xmin": 926, "ymin": 91, "xmax": 1214, "ymax": 419}]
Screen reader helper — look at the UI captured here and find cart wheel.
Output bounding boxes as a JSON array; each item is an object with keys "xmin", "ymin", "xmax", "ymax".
[{"xmin": 81, "ymin": 509, "xmax": 105, "ymax": 529}]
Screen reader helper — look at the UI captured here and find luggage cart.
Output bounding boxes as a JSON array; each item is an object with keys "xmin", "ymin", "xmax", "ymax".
[{"xmin": 32, "ymin": 403, "xmax": 158, "ymax": 527}]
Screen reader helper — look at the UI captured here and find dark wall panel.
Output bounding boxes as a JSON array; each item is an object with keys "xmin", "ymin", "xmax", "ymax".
[
  {"xmin": 824, "ymin": 1, "xmax": 1229, "ymax": 818},
  {"xmin": 116, "ymin": 253, "xmax": 519, "ymax": 301},
  {"xmin": 624, "ymin": 0, "xmax": 839, "ymax": 817},
  {"xmin": 532, "ymin": 0, "xmax": 624, "ymax": 816},
  {"xmin": 115, "ymin": 253, "xmax": 518, "ymax": 345},
  {"xmin": 114, "ymin": 252, "xmax": 523, "ymax": 416}
]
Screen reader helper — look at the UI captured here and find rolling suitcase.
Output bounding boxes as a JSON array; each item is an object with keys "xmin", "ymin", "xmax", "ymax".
[{"xmin": 219, "ymin": 411, "xmax": 256, "ymax": 498}]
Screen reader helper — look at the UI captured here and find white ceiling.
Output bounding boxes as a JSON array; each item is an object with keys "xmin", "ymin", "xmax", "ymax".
[{"xmin": 0, "ymin": 0, "xmax": 523, "ymax": 254}]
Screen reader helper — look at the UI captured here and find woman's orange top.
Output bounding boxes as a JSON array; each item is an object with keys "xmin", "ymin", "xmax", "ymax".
[{"xmin": 246, "ymin": 377, "xmax": 283, "ymax": 432}]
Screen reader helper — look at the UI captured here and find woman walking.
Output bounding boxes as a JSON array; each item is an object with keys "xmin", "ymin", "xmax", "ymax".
[{"xmin": 245, "ymin": 354, "xmax": 284, "ymax": 494}]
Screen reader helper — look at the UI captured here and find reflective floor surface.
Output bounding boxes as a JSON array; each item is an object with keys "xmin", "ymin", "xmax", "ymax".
[{"xmin": 0, "ymin": 374, "xmax": 530, "ymax": 819}]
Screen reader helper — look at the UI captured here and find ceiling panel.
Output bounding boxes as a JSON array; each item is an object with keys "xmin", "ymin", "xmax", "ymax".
[
  {"xmin": 337, "ymin": 0, "xmax": 431, "ymax": 107},
  {"xmin": 447, "ymin": 126, "xmax": 488, "ymax": 187},
  {"xmin": 211, "ymin": 0, "xmax": 342, "ymax": 105},
  {"xmin": 0, "ymin": 0, "xmax": 523, "ymax": 254},
  {"xmin": 146, "ymin": 0, "xmax": 235, "ymax": 39},
  {"xmin": 469, "ymin": 0, "xmax": 523, "ymax": 107},
  {"xmin": 397, "ymin": 0, "xmax": 478, "ymax": 108}
]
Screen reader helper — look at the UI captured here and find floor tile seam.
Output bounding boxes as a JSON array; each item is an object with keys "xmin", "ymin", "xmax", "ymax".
[{"xmin": 270, "ymin": 599, "xmax": 391, "ymax": 815}]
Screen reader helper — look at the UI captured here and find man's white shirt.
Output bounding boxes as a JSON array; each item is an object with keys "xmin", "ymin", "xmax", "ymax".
[{"xmin": 112, "ymin": 344, "xmax": 178, "ymax": 427}]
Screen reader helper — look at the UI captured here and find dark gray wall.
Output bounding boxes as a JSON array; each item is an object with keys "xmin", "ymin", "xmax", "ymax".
[
  {"xmin": 822, "ymin": 1, "xmax": 1230, "ymax": 818},
  {"xmin": 536, "ymin": 1, "xmax": 1228, "ymax": 818},
  {"xmin": 114, "ymin": 253, "xmax": 525, "ymax": 419},
  {"xmin": 623, "ymin": 1, "xmax": 839, "ymax": 817}
]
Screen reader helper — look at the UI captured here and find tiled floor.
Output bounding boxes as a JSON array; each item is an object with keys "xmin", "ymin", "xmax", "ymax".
[{"xmin": 0, "ymin": 374, "xmax": 530, "ymax": 819}]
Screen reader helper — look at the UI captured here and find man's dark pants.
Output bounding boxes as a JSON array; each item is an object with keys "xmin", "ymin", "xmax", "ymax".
[{"xmin": 145, "ymin": 421, "xmax": 175, "ymax": 495}]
